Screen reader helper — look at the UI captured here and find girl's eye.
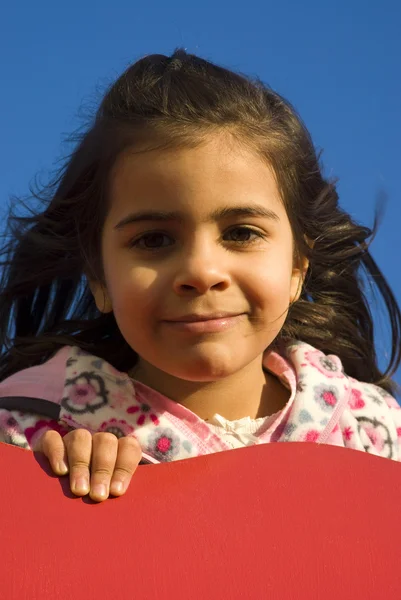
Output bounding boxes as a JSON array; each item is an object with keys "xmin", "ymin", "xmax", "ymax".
[
  {"xmin": 129, "ymin": 227, "xmax": 265, "ymax": 251},
  {"xmin": 224, "ymin": 226, "xmax": 265, "ymax": 243},
  {"xmin": 130, "ymin": 232, "xmax": 173, "ymax": 250}
]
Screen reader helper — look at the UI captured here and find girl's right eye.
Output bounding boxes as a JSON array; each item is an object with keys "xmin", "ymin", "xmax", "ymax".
[{"xmin": 129, "ymin": 232, "xmax": 173, "ymax": 250}]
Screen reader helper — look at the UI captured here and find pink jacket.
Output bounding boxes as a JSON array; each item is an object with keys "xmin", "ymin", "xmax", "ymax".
[{"xmin": 0, "ymin": 339, "xmax": 400, "ymax": 463}]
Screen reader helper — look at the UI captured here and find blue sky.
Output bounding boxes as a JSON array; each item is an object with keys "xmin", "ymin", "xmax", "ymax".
[{"xmin": 1, "ymin": 0, "xmax": 400, "ymax": 388}]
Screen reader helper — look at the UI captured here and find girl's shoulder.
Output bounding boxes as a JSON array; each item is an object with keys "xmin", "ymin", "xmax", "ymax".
[
  {"xmin": 0, "ymin": 345, "xmax": 135, "ymax": 451},
  {"xmin": 337, "ymin": 374, "xmax": 401, "ymax": 462},
  {"xmin": 282, "ymin": 339, "xmax": 400, "ymax": 400},
  {"xmin": 281, "ymin": 339, "xmax": 401, "ymax": 460},
  {"xmin": 0, "ymin": 346, "xmax": 74, "ymax": 402},
  {"xmin": 283, "ymin": 338, "xmax": 400, "ymax": 410},
  {"xmin": 0, "ymin": 345, "xmax": 131, "ymax": 403}
]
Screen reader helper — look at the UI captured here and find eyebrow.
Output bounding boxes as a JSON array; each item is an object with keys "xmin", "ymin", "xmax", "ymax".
[{"xmin": 114, "ymin": 205, "xmax": 280, "ymax": 229}]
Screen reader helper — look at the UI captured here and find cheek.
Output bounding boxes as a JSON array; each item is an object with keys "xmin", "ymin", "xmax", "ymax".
[
  {"xmin": 106, "ymin": 263, "xmax": 164, "ymax": 313},
  {"xmin": 242, "ymin": 252, "xmax": 294, "ymax": 302}
]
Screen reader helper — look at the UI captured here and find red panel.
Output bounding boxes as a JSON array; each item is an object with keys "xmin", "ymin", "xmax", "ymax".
[{"xmin": 1, "ymin": 441, "xmax": 401, "ymax": 598}]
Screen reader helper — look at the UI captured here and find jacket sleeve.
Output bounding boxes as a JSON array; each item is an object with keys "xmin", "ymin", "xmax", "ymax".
[
  {"xmin": 340, "ymin": 380, "xmax": 401, "ymax": 462},
  {"xmin": 375, "ymin": 386, "xmax": 401, "ymax": 461},
  {"xmin": 0, "ymin": 347, "xmax": 73, "ymax": 450},
  {"xmin": 0, "ymin": 409, "xmax": 31, "ymax": 449},
  {"xmin": 0, "ymin": 409, "xmax": 71, "ymax": 450}
]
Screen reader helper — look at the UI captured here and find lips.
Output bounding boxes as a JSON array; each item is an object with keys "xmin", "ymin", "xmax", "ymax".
[
  {"xmin": 165, "ymin": 313, "xmax": 243, "ymax": 322},
  {"xmin": 162, "ymin": 313, "xmax": 245, "ymax": 333}
]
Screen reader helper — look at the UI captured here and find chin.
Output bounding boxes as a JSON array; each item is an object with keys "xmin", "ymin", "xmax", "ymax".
[
  {"xmin": 166, "ymin": 356, "xmax": 239, "ymax": 382},
  {"xmin": 175, "ymin": 370, "xmax": 233, "ymax": 383}
]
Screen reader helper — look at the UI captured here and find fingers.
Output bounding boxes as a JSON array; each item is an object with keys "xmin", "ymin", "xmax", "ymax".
[
  {"xmin": 86, "ymin": 432, "xmax": 119, "ymax": 501},
  {"xmin": 38, "ymin": 430, "xmax": 69, "ymax": 475},
  {"xmin": 38, "ymin": 428, "xmax": 143, "ymax": 502},
  {"xmin": 63, "ymin": 429, "xmax": 93, "ymax": 497},
  {"xmin": 67, "ymin": 431, "xmax": 142, "ymax": 501},
  {"xmin": 90, "ymin": 433, "xmax": 142, "ymax": 501},
  {"xmin": 109, "ymin": 436, "xmax": 142, "ymax": 497}
]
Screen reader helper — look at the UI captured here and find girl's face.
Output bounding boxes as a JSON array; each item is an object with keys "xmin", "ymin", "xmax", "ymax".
[{"xmin": 92, "ymin": 134, "xmax": 305, "ymax": 382}]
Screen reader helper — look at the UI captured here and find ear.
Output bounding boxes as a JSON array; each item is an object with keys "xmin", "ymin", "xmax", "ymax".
[
  {"xmin": 88, "ymin": 280, "xmax": 113, "ymax": 314},
  {"xmin": 290, "ymin": 254, "xmax": 309, "ymax": 304},
  {"xmin": 289, "ymin": 236, "xmax": 314, "ymax": 304}
]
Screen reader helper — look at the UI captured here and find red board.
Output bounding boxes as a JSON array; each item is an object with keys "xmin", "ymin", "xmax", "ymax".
[{"xmin": 1, "ymin": 440, "xmax": 401, "ymax": 598}]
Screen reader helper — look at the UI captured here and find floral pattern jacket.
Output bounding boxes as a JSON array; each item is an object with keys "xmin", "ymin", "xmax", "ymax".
[{"xmin": 0, "ymin": 340, "xmax": 400, "ymax": 463}]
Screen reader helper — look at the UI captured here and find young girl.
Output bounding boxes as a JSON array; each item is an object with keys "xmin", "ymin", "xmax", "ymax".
[{"xmin": 0, "ymin": 49, "xmax": 400, "ymax": 502}]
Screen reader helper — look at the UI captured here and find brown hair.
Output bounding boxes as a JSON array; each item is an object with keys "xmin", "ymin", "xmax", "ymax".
[{"xmin": 0, "ymin": 49, "xmax": 400, "ymax": 394}]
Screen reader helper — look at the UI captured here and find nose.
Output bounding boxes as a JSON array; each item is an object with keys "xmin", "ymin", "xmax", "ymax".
[{"xmin": 172, "ymin": 240, "xmax": 231, "ymax": 295}]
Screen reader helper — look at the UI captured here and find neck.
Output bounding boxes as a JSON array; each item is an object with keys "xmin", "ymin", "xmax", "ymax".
[{"xmin": 130, "ymin": 355, "xmax": 289, "ymax": 421}]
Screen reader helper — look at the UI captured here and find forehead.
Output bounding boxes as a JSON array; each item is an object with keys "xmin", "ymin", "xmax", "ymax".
[{"xmin": 108, "ymin": 135, "xmax": 285, "ymax": 219}]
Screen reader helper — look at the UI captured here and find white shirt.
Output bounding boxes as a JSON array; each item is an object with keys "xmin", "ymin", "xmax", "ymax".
[{"xmin": 205, "ymin": 411, "xmax": 283, "ymax": 449}]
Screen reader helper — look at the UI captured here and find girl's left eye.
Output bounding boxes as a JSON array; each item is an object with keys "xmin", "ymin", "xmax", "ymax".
[
  {"xmin": 130, "ymin": 232, "xmax": 173, "ymax": 249},
  {"xmin": 224, "ymin": 226, "xmax": 265, "ymax": 243}
]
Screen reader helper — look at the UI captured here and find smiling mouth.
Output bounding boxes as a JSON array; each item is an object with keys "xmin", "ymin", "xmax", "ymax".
[
  {"xmin": 165, "ymin": 313, "xmax": 244, "ymax": 323},
  {"xmin": 162, "ymin": 313, "xmax": 245, "ymax": 333}
]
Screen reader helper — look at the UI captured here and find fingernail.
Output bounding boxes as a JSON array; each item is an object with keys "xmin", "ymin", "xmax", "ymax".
[
  {"xmin": 57, "ymin": 460, "xmax": 68, "ymax": 475},
  {"xmin": 92, "ymin": 484, "xmax": 108, "ymax": 500},
  {"xmin": 73, "ymin": 477, "xmax": 89, "ymax": 494},
  {"xmin": 111, "ymin": 481, "xmax": 124, "ymax": 495}
]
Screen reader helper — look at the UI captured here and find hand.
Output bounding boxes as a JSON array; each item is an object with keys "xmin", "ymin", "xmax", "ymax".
[{"xmin": 36, "ymin": 429, "xmax": 142, "ymax": 502}]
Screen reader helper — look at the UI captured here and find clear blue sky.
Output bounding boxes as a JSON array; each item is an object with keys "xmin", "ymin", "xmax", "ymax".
[{"xmin": 1, "ymin": 0, "xmax": 400, "ymax": 387}]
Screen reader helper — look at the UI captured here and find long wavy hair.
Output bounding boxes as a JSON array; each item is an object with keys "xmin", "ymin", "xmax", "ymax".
[{"xmin": 0, "ymin": 49, "xmax": 400, "ymax": 394}]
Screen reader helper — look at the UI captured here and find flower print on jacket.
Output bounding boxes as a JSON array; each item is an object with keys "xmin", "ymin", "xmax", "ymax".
[
  {"xmin": 296, "ymin": 373, "xmax": 307, "ymax": 393},
  {"xmin": 24, "ymin": 420, "xmax": 70, "ymax": 449},
  {"xmin": 109, "ymin": 390, "xmax": 131, "ymax": 410},
  {"xmin": 127, "ymin": 403, "xmax": 160, "ymax": 426},
  {"xmin": 99, "ymin": 418, "xmax": 134, "ymax": 438},
  {"xmin": 355, "ymin": 416, "xmax": 393, "ymax": 459},
  {"xmin": 62, "ymin": 371, "xmax": 109, "ymax": 414},
  {"xmin": 349, "ymin": 388, "xmax": 365, "ymax": 410},
  {"xmin": 303, "ymin": 350, "xmax": 343, "ymax": 379},
  {"xmin": 313, "ymin": 384, "xmax": 339, "ymax": 411},
  {"xmin": 147, "ymin": 428, "xmax": 181, "ymax": 462},
  {"xmin": 0, "ymin": 411, "xmax": 29, "ymax": 448}
]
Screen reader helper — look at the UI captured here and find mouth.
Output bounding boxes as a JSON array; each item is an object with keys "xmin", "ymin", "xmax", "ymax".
[
  {"xmin": 162, "ymin": 313, "xmax": 246, "ymax": 333},
  {"xmin": 165, "ymin": 313, "xmax": 244, "ymax": 323}
]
